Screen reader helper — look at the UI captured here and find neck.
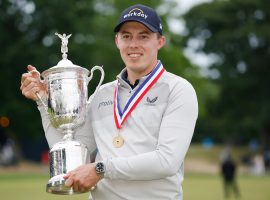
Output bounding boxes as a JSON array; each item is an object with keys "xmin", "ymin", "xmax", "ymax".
[
  {"xmin": 127, "ymin": 71, "xmax": 141, "ymax": 85},
  {"xmin": 127, "ymin": 61, "xmax": 159, "ymax": 85}
]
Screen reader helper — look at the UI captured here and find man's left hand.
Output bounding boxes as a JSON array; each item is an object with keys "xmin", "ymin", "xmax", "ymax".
[{"xmin": 64, "ymin": 163, "xmax": 101, "ymax": 192}]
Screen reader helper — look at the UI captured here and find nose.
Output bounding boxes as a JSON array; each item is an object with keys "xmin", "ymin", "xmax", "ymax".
[{"xmin": 129, "ymin": 37, "xmax": 139, "ymax": 48}]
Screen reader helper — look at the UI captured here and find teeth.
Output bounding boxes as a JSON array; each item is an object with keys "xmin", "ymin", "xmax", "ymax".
[{"xmin": 129, "ymin": 53, "xmax": 141, "ymax": 58}]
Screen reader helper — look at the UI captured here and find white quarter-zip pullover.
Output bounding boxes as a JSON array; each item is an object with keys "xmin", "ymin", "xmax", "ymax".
[{"xmin": 38, "ymin": 63, "xmax": 198, "ymax": 200}]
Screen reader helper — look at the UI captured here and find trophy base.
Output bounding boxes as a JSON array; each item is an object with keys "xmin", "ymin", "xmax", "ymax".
[{"xmin": 46, "ymin": 174, "xmax": 88, "ymax": 195}]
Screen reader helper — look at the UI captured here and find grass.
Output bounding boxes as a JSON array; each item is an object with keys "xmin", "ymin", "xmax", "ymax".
[
  {"xmin": 0, "ymin": 173, "xmax": 89, "ymax": 200},
  {"xmin": 184, "ymin": 174, "xmax": 270, "ymax": 200},
  {"xmin": 0, "ymin": 173, "xmax": 269, "ymax": 200},
  {"xmin": 1, "ymin": 144, "xmax": 269, "ymax": 200}
]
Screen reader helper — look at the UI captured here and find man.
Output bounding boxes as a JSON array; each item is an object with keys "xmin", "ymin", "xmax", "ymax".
[
  {"xmin": 20, "ymin": 4, "xmax": 198, "ymax": 200},
  {"xmin": 221, "ymin": 155, "xmax": 240, "ymax": 199}
]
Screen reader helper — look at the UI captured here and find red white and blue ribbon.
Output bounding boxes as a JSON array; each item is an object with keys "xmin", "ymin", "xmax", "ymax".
[{"xmin": 114, "ymin": 61, "xmax": 165, "ymax": 129}]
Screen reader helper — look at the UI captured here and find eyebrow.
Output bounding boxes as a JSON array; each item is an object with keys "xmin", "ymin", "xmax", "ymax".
[
  {"xmin": 139, "ymin": 31, "xmax": 151, "ymax": 35},
  {"xmin": 119, "ymin": 30, "xmax": 151, "ymax": 35},
  {"xmin": 119, "ymin": 31, "xmax": 130, "ymax": 34}
]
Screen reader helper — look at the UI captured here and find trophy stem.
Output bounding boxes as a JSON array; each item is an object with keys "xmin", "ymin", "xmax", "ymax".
[{"xmin": 63, "ymin": 130, "xmax": 74, "ymax": 141}]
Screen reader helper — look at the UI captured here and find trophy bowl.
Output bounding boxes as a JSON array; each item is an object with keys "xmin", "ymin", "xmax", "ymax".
[{"xmin": 37, "ymin": 33, "xmax": 104, "ymax": 195}]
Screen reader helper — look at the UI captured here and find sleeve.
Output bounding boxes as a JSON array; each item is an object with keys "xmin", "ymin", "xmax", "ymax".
[
  {"xmin": 37, "ymin": 105, "xmax": 97, "ymax": 153},
  {"xmin": 104, "ymin": 80, "xmax": 198, "ymax": 180}
]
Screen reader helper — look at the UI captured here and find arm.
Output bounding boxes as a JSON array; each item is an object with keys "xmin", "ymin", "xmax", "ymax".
[
  {"xmin": 38, "ymin": 101, "xmax": 97, "ymax": 153},
  {"xmin": 20, "ymin": 65, "xmax": 61, "ymax": 146}
]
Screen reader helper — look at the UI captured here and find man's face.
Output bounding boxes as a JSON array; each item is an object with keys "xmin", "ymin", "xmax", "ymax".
[{"xmin": 115, "ymin": 21, "xmax": 165, "ymax": 76}]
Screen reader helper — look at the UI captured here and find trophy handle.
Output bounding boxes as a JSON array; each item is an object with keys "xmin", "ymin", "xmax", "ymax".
[
  {"xmin": 28, "ymin": 70, "xmax": 48, "ymax": 109},
  {"xmin": 87, "ymin": 66, "xmax": 104, "ymax": 105}
]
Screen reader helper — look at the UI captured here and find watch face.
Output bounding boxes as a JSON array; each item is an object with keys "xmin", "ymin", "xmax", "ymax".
[{"xmin": 96, "ymin": 162, "xmax": 105, "ymax": 174}]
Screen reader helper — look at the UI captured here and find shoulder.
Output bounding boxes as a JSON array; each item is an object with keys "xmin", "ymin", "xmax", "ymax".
[
  {"xmin": 89, "ymin": 80, "xmax": 116, "ymax": 110},
  {"xmin": 162, "ymin": 71, "xmax": 198, "ymax": 117},
  {"xmin": 98, "ymin": 80, "xmax": 117, "ymax": 92},
  {"xmin": 91, "ymin": 80, "xmax": 116, "ymax": 101},
  {"xmin": 160, "ymin": 71, "xmax": 196, "ymax": 94}
]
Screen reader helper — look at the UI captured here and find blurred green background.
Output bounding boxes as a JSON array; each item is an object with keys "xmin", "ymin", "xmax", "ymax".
[{"xmin": 0, "ymin": 0, "xmax": 270, "ymax": 199}]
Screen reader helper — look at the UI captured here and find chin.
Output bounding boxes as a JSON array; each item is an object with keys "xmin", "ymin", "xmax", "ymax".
[{"xmin": 127, "ymin": 62, "xmax": 142, "ymax": 69}]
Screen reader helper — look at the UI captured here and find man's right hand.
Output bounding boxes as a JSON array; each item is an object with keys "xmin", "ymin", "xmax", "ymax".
[{"xmin": 20, "ymin": 65, "xmax": 47, "ymax": 102}]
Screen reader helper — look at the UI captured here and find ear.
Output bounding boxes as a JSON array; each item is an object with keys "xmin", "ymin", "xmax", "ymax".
[
  {"xmin": 115, "ymin": 34, "xmax": 120, "ymax": 49},
  {"xmin": 157, "ymin": 36, "xmax": 166, "ymax": 50}
]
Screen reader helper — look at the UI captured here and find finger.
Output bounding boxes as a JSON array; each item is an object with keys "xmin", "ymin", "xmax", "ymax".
[
  {"xmin": 21, "ymin": 65, "xmax": 38, "ymax": 84},
  {"xmin": 79, "ymin": 186, "xmax": 88, "ymax": 193},
  {"xmin": 21, "ymin": 72, "xmax": 33, "ymax": 84},
  {"xmin": 65, "ymin": 177, "xmax": 73, "ymax": 187},
  {"xmin": 21, "ymin": 89, "xmax": 38, "ymax": 101},
  {"xmin": 21, "ymin": 75, "xmax": 39, "ymax": 88},
  {"xmin": 21, "ymin": 78, "xmax": 40, "ymax": 92},
  {"xmin": 72, "ymin": 182, "xmax": 79, "ymax": 192},
  {"xmin": 29, "ymin": 70, "xmax": 40, "ymax": 79},
  {"xmin": 63, "ymin": 172, "xmax": 74, "ymax": 181},
  {"xmin": 27, "ymin": 65, "xmax": 36, "ymax": 72},
  {"xmin": 21, "ymin": 72, "xmax": 40, "ymax": 89},
  {"xmin": 21, "ymin": 85, "xmax": 41, "ymax": 101},
  {"xmin": 20, "ymin": 84, "xmax": 38, "ymax": 100},
  {"xmin": 63, "ymin": 173, "xmax": 70, "ymax": 179},
  {"xmin": 27, "ymin": 65, "xmax": 40, "ymax": 79}
]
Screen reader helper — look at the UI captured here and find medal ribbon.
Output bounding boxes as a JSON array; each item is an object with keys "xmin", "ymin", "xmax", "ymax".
[{"xmin": 114, "ymin": 61, "xmax": 165, "ymax": 129}]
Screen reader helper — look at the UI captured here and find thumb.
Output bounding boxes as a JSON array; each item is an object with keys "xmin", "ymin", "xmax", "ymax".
[
  {"xmin": 65, "ymin": 177, "xmax": 73, "ymax": 187},
  {"xmin": 63, "ymin": 173, "xmax": 70, "ymax": 179}
]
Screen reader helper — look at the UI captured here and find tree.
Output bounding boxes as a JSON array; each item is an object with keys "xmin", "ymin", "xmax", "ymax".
[
  {"xmin": 183, "ymin": 0, "xmax": 270, "ymax": 146},
  {"xmin": 0, "ymin": 0, "xmax": 205, "ymax": 159}
]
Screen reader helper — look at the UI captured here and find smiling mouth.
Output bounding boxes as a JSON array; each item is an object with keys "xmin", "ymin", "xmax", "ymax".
[{"xmin": 128, "ymin": 53, "xmax": 142, "ymax": 58}]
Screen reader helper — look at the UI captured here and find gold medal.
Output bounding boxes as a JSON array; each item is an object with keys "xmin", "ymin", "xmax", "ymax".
[{"xmin": 113, "ymin": 135, "xmax": 124, "ymax": 148}]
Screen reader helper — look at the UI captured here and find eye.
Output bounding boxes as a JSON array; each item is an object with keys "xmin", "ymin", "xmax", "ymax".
[
  {"xmin": 139, "ymin": 34, "xmax": 149, "ymax": 40},
  {"xmin": 121, "ymin": 34, "xmax": 131, "ymax": 40}
]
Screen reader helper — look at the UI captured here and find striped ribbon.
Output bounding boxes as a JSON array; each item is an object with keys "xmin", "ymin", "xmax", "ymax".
[{"xmin": 114, "ymin": 61, "xmax": 165, "ymax": 129}]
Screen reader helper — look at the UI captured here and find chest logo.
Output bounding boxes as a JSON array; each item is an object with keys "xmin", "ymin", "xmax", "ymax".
[
  {"xmin": 146, "ymin": 96, "xmax": 158, "ymax": 104},
  {"xmin": 98, "ymin": 100, "xmax": 113, "ymax": 109}
]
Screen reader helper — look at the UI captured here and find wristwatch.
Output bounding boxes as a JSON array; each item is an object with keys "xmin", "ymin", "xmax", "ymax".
[{"xmin": 95, "ymin": 162, "xmax": 105, "ymax": 178}]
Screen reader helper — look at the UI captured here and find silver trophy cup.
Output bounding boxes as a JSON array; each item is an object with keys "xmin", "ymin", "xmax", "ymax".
[{"xmin": 37, "ymin": 33, "xmax": 104, "ymax": 195}]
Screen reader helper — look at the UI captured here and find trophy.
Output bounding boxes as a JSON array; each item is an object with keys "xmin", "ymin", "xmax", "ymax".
[{"xmin": 36, "ymin": 33, "xmax": 104, "ymax": 195}]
